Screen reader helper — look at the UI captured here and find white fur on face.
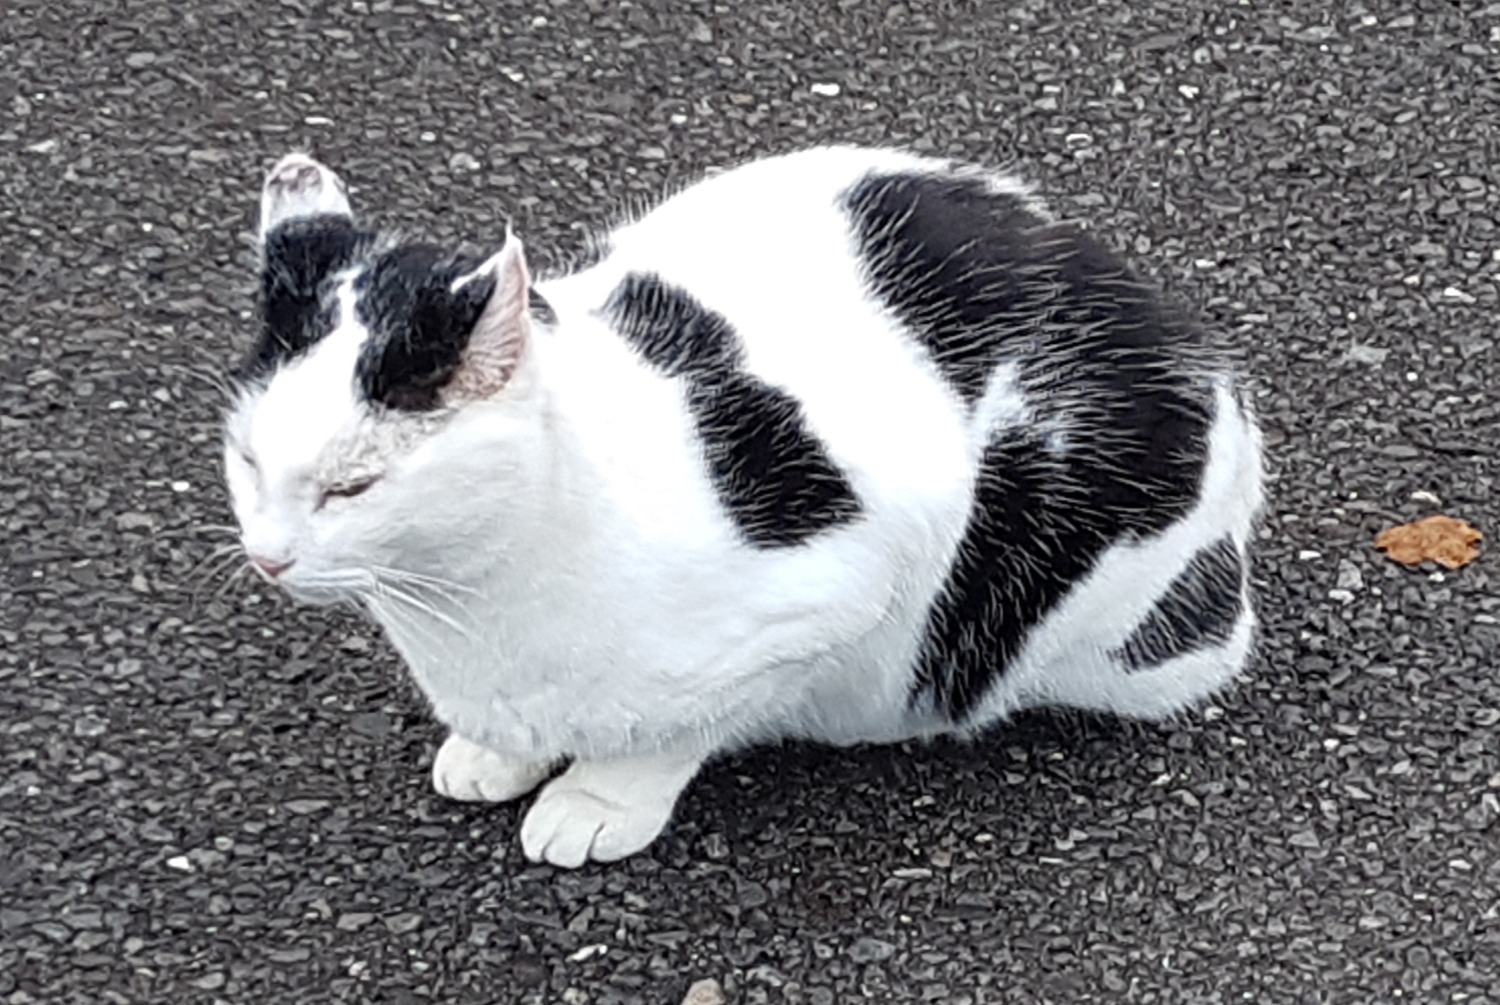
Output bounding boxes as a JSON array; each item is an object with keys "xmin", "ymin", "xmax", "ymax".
[{"xmin": 226, "ymin": 283, "xmax": 401, "ymax": 601}]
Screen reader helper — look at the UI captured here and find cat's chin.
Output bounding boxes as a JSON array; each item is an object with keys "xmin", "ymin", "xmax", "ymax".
[{"xmin": 279, "ymin": 582, "xmax": 357, "ymax": 607}]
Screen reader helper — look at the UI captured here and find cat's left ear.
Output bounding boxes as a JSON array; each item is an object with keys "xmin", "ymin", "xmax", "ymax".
[
  {"xmin": 447, "ymin": 232, "xmax": 533, "ymax": 401},
  {"xmin": 258, "ymin": 153, "xmax": 354, "ymax": 243}
]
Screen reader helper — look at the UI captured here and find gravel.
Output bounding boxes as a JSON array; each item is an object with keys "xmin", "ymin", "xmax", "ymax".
[{"xmin": 2, "ymin": 1, "xmax": 1498, "ymax": 1002}]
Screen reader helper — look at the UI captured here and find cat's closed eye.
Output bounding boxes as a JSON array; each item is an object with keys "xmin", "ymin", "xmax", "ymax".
[{"xmin": 318, "ymin": 476, "xmax": 381, "ymax": 508}]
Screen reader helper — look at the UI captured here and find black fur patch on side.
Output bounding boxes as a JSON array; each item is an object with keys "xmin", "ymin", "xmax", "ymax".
[
  {"xmin": 352, "ymin": 244, "xmax": 493, "ymax": 412},
  {"xmin": 236, "ymin": 215, "xmax": 373, "ymax": 385},
  {"xmin": 1116, "ymin": 536, "xmax": 1244, "ymax": 671},
  {"xmin": 844, "ymin": 170, "xmax": 1224, "ymax": 720},
  {"xmin": 605, "ymin": 273, "xmax": 862, "ymax": 548}
]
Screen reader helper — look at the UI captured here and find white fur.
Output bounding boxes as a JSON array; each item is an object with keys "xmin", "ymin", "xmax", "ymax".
[{"xmin": 227, "ymin": 147, "xmax": 1265, "ymax": 866}]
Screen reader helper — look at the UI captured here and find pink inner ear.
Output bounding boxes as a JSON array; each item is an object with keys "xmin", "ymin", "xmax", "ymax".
[{"xmin": 448, "ymin": 241, "xmax": 531, "ymax": 400}]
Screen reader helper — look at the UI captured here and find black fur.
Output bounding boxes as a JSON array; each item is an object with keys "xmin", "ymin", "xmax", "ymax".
[
  {"xmin": 352, "ymin": 244, "xmax": 494, "ymax": 412},
  {"xmin": 529, "ymin": 290, "xmax": 559, "ymax": 328},
  {"xmin": 237, "ymin": 215, "xmax": 373, "ymax": 385},
  {"xmin": 605, "ymin": 273, "xmax": 862, "ymax": 548},
  {"xmin": 843, "ymin": 171, "xmax": 1221, "ymax": 720},
  {"xmin": 843, "ymin": 173, "xmax": 1051, "ymax": 403},
  {"xmin": 1117, "ymin": 536, "xmax": 1244, "ymax": 671}
]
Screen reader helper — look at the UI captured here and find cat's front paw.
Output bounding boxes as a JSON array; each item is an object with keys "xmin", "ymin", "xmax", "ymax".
[
  {"xmin": 431, "ymin": 734, "xmax": 553, "ymax": 803},
  {"xmin": 519, "ymin": 752, "xmax": 704, "ymax": 868}
]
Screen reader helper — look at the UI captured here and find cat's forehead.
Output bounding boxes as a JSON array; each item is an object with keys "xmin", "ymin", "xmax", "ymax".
[
  {"xmin": 231, "ymin": 233, "xmax": 490, "ymax": 467},
  {"xmin": 242, "ymin": 221, "xmax": 483, "ymax": 385},
  {"xmin": 233, "ymin": 288, "xmax": 369, "ymax": 468}
]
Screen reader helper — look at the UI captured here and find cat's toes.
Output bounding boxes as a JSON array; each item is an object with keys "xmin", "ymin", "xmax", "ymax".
[
  {"xmin": 431, "ymin": 734, "xmax": 552, "ymax": 803},
  {"xmin": 517, "ymin": 753, "xmax": 702, "ymax": 867},
  {"xmin": 259, "ymin": 153, "xmax": 351, "ymax": 236},
  {"xmin": 520, "ymin": 772, "xmax": 680, "ymax": 868}
]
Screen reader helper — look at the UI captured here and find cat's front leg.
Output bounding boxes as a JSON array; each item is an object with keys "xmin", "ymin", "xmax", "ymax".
[
  {"xmin": 520, "ymin": 749, "xmax": 706, "ymax": 867},
  {"xmin": 431, "ymin": 733, "xmax": 555, "ymax": 803}
]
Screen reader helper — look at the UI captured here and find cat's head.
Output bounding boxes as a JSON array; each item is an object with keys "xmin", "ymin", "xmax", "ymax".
[{"xmin": 224, "ymin": 153, "xmax": 539, "ymax": 603}]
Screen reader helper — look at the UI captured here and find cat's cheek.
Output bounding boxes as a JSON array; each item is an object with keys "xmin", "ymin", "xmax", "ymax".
[{"xmin": 223, "ymin": 462, "xmax": 258, "ymax": 531}]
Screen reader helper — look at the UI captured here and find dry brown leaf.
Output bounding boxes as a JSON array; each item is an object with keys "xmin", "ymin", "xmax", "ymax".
[{"xmin": 1374, "ymin": 515, "xmax": 1483, "ymax": 570}]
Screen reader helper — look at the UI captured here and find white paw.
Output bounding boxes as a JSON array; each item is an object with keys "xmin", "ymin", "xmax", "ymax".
[
  {"xmin": 431, "ymin": 734, "xmax": 552, "ymax": 803},
  {"xmin": 259, "ymin": 153, "xmax": 352, "ymax": 237},
  {"xmin": 519, "ymin": 754, "xmax": 702, "ymax": 868}
]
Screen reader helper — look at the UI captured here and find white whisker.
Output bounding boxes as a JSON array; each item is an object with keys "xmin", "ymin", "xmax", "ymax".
[{"xmin": 373, "ymin": 578, "xmax": 473, "ymax": 639}]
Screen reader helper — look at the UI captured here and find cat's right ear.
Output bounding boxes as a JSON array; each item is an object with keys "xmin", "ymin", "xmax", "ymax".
[
  {"xmin": 445, "ymin": 234, "xmax": 533, "ymax": 401},
  {"xmin": 258, "ymin": 153, "xmax": 354, "ymax": 244}
]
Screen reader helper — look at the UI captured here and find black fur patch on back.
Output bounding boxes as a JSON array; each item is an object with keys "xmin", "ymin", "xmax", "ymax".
[
  {"xmin": 843, "ymin": 170, "xmax": 1223, "ymax": 720},
  {"xmin": 352, "ymin": 244, "xmax": 494, "ymax": 412},
  {"xmin": 843, "ymin": 173, "xmax": 1046, "ymax": 403},
  {"xmin": 1116, "ymin": 536, "xmax": 1244, "ymax": 671},
  {"xmin": 236, "ymin": 215, "xmax": 374, "ymax": 385},
  {"xmin": 605, "ymin": 273, "xmax": 862, "ymax": 548}
]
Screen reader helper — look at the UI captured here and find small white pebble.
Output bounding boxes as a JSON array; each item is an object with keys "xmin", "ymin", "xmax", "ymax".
[
  {"xmin": 1178, "ymin": 84, "xmax": 1200, "ymax": 99},
  {"xmin": 568, "ymin": 944, "xmax": 608, "ymax": 962},
  {"xmin": 1411, "ymin": 489, "xmax": 1442, "ymax": 505},
  {"xmin": 669, "ymin": 113, "xmax": 688, "ymax": 125},
  {"xmin": 1440, "ymin": 286, "xmax": 1476, "ymax": 304},
  {"xmin": 1297, "ymin": 550, "xmax": 1322, "ymax": 561},
  {"xmin": 304, "ymin": 115, "xmax": 334, "ymax": 126},
  {"xmin": 166, "ymin": 855, "xmax": 193, "ymax": 872},
  {"xmin": 810, "ymin": 82, "xmax": 841, "ymax": 97},
  {"xmin": 170, "ymin": 480, "xmax": 191, "ymax": 493},
  {"xmin": 1328, "ymin": 588, "xmax": 1355, "ymax": 604}
]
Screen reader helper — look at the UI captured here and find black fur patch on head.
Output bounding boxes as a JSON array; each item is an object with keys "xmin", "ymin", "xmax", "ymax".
[
  {"xmin": 844, "ymin": 170, "xmax": 1226, "ymax": 720},
  {"xmin": 529, "ymin": 289, "xmax": 559, "ymax": 328},
  {"xmin": 236, "ymin": 215, "xmax": 374, "ymax": 385},
  {"xmin": 1116, "ymin": 536, "xmax": 1245, "ymax": 671},
  {"xmin": 605, "ymin": 273, "xmax": 862, "ymax": 548},
  {"xmin": 352, "ymin": 244, "xmax": 494, "ymax": 412}
]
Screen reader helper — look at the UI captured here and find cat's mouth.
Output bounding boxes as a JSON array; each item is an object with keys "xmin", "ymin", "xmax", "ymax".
[{"xmin": 268, "ymin": 568, "xmax": 371, "ymax": 607}]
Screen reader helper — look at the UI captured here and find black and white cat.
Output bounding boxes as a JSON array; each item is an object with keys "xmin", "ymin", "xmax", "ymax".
[{"xmin": 224, "ymin": 148, "xmax": 1264, "ymax": 867}]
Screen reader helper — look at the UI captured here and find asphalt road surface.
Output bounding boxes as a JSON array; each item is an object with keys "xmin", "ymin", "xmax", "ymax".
[{"xmin": 3, "ymin": 1, "xmax": 1498, "ymax": 1003}]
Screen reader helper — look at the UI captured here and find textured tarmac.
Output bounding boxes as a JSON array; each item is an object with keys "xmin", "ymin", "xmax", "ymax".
[{"xmin": 3, "ymin": 1, "xmax": 1498, "ymax": 1002}]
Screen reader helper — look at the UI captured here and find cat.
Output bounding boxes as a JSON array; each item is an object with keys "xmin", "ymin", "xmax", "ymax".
[{"xmin": 223, "ymin": 147, "xmax": 1265, "ymax": 868}]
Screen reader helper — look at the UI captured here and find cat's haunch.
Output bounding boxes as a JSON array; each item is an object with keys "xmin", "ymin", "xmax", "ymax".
[{"xmin": 223, "ymin": 146, "xmax": 1265, "ymax": 868}]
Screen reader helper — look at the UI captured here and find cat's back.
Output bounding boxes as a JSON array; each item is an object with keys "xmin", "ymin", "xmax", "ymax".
[{"xmin": 542, "ymin": 146, "xmax": 987, "ymax": 533}]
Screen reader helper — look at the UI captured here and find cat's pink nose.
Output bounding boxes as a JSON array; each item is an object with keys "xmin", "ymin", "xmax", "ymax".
[{"xmin": 250, "ymin": 555, "xmax": 295, "ymax": 579}]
